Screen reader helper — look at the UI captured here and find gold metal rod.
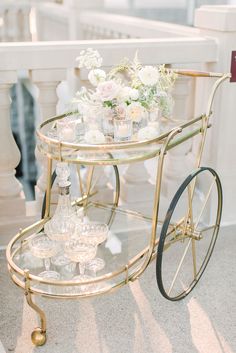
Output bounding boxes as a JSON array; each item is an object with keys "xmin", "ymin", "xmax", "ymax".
[
  {"xmin": 195, "ymin": 74, "xmax": 230, "ymax": 171},
  {"xmin": 44, "ymin": 157, "xmax": 53, "ymax": 219},
  {"xmin": 37, "ymin": 114, "xmax": 203, "ymax": 153},
  {"xmin": 173, "ymin": 70, "xmax": 228, "ymax": 78},
  {"xmin": 91, "ymin": 201, "xmax": 153, "ymax": 222},
  {"xmin": 130, "ymin": 127, "xmax": 183, "ymax": 281},
  {"xmin": 76, "ymin": 164, "xmax": 85, "ymax": 197},
  {"xmin": 24, "ymin": 270, "xmax": 46, "ymax": 332},
  {"xmin": 84, "ymin": 166, "xmax": 94, "ymax": 212}
]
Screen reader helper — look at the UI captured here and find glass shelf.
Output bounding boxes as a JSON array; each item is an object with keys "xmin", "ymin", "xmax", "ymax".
[
  {"xmin": 36, "ymin": 113, "xmax": 172, "ymax": 166},
  {"xmin": 9, "ymin": 202, "xmax": 157, "ymax": 298}
]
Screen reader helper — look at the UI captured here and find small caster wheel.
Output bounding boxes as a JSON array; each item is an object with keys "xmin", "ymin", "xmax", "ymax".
[{"xmin": 31, "ymin": 327, "xmax": 47, "ymax": 346}]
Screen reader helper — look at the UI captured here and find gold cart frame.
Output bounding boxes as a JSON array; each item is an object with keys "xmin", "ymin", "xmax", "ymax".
[{"xmin": 6, "ymin": 70, "xmax": 230, "ymax": 345}]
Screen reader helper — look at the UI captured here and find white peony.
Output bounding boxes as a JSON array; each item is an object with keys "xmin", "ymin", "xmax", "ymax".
[
  {"xmin": 138, "ymin": 66, "xmax": 159, "ymax": 86},
  {"xmin": 88, "ymin": 69, "xmax": 106, "ymax": 87},
  {"xmin": 117, "ymin": 87, "xmax": 139, "ymax": 102},
  {"xmin": 84, "ymin": 129, "xmax": 106, "ymax": 144}
]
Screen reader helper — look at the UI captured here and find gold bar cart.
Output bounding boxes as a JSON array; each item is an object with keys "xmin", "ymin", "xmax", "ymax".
[{"xmin": 6, "ymin": 70, "xmax": 230, "ymax": 346}]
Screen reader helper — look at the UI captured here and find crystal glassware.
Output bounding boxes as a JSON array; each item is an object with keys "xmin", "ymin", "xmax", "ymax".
[
  {"xmin": 77, "ymin": 222, "xmax": 108, "ymax": 274},
  {"xmin": 148, "ymin": 107, "xmax": 161, "ymax": 123},
  {"xmin": 86, "ymin": 258, "xmax": 105, "ymax": 276},
  {"xmin": 51, "ymin": 252, "xmax": 76, "ymax": 279},
  {"xmin": 114, "ymin": 118, "xmax": 133, "ymax": 142},
  {"xmin": 29, "ymin": 233, "xmax": 60, "ymax": 279},
  {"xmin": 44, "ymin": 162, "xmax": 77, "ymax": 242},
  {"xmin": 64, "ymin": 240, "xmax": 97, "ymax": 276},
  {"xmin": 56, "ymin": 118, "xmax": 77, "ymax": 142},
  {"xmin": 79, "ymin": 222, "xmax": 108, "ymax": 246}
]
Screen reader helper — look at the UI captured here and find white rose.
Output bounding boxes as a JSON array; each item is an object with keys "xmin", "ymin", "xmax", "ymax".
[
  {"xmin": 88, "ymin": 69, "xmax": 106, "ymax": 87},
  {"xmin": 96, "ymin": 80, "xmax": 120, "ymax": 102},
  {"xmin": 138, "ymin": 66, "xmax": 159, "ymax": 86},
  {"xmin": 137, "ymin": 125, "xmax": 160, "ymax": 141},
  {"xmin": 84, "ymin": 130, "xmax": 106, "ymax": 144}
]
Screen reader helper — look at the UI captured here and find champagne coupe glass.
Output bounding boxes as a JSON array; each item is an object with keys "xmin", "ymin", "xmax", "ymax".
[
  {"xmin": 86, "ymin": 258, "xmax": 105, "ymax": 277},
  {"xmin": 51, "ymin": 252, "xmax": 76, "ymax": 279},
  {"xmin": 29, "ymin": 233, "xmax": 60, "ymax": 279},
  {"xmin": 64, "ymin": 240, "xmax": 97, "ymax": 292},
  {"xmin": 79, "ymin": 222, "xmax": 108, "ymax": 273}
]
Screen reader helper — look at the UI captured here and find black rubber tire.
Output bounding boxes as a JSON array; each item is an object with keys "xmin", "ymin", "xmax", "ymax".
[{"xmin": 156, "ymin": 167, "xmax": 222, "ymax": 301}]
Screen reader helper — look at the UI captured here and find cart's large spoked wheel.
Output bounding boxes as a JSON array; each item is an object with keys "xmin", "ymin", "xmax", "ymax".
[{"xmin": 156, "ymin": 167, "xmax": 222, "ymax": 301}]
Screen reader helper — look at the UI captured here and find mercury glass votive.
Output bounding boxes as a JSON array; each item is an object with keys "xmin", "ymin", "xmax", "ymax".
[
  {"xmin": 56, "ymin": 119, "xmax": 77, "ymax": 142},
  {"xmin": 114, "ymin": 118, "xmax": 133, "ymax": 142}
]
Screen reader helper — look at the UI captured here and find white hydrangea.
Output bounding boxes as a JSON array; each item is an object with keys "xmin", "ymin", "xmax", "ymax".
[
  {"xmin": 137, "ymin": 125, "xmax": 160, "ymax": 141},
  {"xmin": 138, "ymin": 66, "xmax": 159, "ymax": 86},
  {"xmin": 88, "ymin": 69, "xmax": 106, "ymax": 87},
  {"xmin": 117, "ymin": 86, "xmax": 139, "ymax": 102},
  {"xmin": 76, "ymin": 48, "xmax": 103, "ymax": 70}
]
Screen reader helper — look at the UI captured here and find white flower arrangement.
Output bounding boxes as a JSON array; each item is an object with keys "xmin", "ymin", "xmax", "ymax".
[{"xmin": 72, "ymin": 48, "xmax": 177, "ymax": 142}]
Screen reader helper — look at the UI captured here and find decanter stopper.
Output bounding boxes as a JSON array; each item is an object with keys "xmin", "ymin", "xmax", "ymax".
[{"xmin": 56, "ymin": 162, "xmax": 71, "ymax": 188}]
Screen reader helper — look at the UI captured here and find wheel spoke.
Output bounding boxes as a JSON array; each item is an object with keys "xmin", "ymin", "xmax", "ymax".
[
  {"xmin": 186, "ymin": 184, "xmax": 197, "ymax": 278},
  {"xmin": 198, "ymin": 224, "xmax": 216, "ymax": 233},
  {"xmin": 191, "ymin": 239, "xmax": 197, "ymax": 278},
  {"xmin": 168, "ymin": 238, "xmax": 191, "ymax": 296},
  {"xmin": 194, "ymin": 176, "xmax": 216, "ymax": 230}
]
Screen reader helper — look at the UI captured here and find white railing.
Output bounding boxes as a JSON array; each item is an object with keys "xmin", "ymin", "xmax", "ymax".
[
  {"xmin": 0, "ymin": 5, "xmax": 236, "ymax": 245},
  {"xmin": 35, "ymin": 3, "xmax": 200, "ymax": 41},
  {"xmin": 0, "ymin": 1, "xmax": 32, "ymax": 42}
]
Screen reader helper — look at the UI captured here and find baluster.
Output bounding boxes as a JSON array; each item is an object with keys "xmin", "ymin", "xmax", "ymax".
[
  {"xmin": 19, "ymin": 6, "xmax": 31, "ymax": 41},
  {"xmin": 3, "ymin": 9, "xmax": 9, "ymax": 41},
  {"xmin": 31, "ymin": 69, "xmax": 66, "ymax": 210},
  {"xmin": 0, "ymin": 9, "xmax": 4, "ymax": 41},
  {"xmin": 7, "ymin": 7, "xmax": 18, "ymax": 41},
  {"xmin": 0, "ymin": 71, "xmax": 26, "ymax": 218},
  {"xmin": 161, "ymin": 75, "xmax": 194, "ymax": 212}
]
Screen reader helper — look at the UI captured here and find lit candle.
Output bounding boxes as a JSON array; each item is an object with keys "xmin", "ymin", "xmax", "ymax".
[
  {"xmin": 57, "ymin": 120, "xmax": 76, "ymax": 142},
  {"xmin": 117, "ymin": 125, "xmax": 129, "ymax": 138},
  {"xmin": 114, "ymin": 119, "xmax": 133, "ymax": 142},
  {"xmin": 60, "ymin": 126, "xmax": 76, "ymax": 142}
]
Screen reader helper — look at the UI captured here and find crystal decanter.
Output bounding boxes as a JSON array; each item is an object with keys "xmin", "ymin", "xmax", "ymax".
[{"xmin": 44, "ymin": 162, "xmax": 77, "ymax": 242}]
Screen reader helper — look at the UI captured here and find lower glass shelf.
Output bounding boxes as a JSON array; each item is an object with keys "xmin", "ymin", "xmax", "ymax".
[{"xmin": 8, "ymin": 202, "xmax": 159, "ymax": 298}]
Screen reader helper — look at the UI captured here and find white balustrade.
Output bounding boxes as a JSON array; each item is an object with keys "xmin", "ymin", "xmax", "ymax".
[
  {"xmin": 0, "ymin": 1, "xmax": 32, "ymax": 42},
  {"xmin": 1, "ymin": 5, "xmax": 236, "ymax": 244},
  {"xmin": 194, "ymin": 5, "xmax": 236, "ymax": 226},
  {"xmin": 0, "ymin": 71, "xmax": 27, "ymax": 241},
  {"xmin": 31, "ymin": 68, "xmax": 67, "ymax": 208},
  {"xmin": 163, "ymin": 75, "xmax": 195, "ymax": 196},
  {"xmin": 0, "ymin": 71, "xmax": 22, "ymax": 199}
]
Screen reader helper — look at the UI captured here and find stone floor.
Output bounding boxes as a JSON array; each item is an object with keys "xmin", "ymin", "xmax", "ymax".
[{"xmin": 0, "ymin": 226, "xmax": 236, "ymax": 353}]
